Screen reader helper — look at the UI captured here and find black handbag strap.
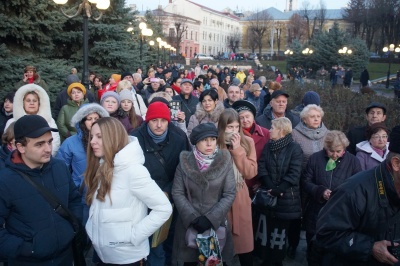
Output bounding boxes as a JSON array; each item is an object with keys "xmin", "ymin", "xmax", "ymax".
[{"xmin": 13, "ymin": 169, "xmax": 80, "ymax": 233}]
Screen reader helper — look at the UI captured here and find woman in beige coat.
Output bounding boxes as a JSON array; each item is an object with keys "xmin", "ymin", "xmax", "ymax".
[{"xmin": 218, "ymin": 108, "xmax": 258, "ymax": 265}]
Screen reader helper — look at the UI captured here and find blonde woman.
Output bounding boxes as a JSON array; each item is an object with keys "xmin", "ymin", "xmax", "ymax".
[{"xmin": 85, "ymin": 117, "xmax": 172, "ymax": 265}]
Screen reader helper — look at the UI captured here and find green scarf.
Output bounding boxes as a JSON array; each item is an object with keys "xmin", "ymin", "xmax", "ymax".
[{"xmin": 325, "ymin": 158, "xmax": 337, "ymax": 171}]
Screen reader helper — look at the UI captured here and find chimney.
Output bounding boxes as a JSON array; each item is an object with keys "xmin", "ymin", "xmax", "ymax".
[{"xmin": 169, "ymin": 0, "xmax": 172, "ymax": 3}]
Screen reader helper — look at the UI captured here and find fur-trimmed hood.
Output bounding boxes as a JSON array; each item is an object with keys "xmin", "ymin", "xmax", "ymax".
[
  {"xmin": 194, "ymin": 100, "xmax": 224, "ymax": 123},
  {"xmin": 13, "ymin": 84, "xmax": 52, "ymax": 122},
  {"xmin": 178, "ymin": 149, "xmax": 231, "ymax": 189},
  {"xmin": 70, "ymin": 103, "xmax": 109, "ymax": 128}
]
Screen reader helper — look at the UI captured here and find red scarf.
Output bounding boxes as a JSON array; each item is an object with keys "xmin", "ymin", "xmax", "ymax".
[
  {"xmin": 28, "ymin": 77, "xmax": 35, "ymax": 84},
  {"xmin": 243, "ymin": 123, "xmax": 255, "ymax": 137}
]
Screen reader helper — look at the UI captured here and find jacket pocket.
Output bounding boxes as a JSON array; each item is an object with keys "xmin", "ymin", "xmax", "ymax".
[{"xmin": 99, "ymin": 208, "xmax": 133, "ymax": 247}]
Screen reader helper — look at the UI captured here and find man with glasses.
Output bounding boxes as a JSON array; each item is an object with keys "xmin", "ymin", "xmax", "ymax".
[
  {"xmin": 347, "ymin": 102, "xmax": 387, "ymax": 155},
  {"xmin": 314, "ymin": 125, "xmax": 400, "ymax": 265}
]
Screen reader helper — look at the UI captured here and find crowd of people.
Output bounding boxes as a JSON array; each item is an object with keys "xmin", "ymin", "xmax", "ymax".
[{"xmin": 0, "ymin": 62, "xmax": 399, "ymax": 266}]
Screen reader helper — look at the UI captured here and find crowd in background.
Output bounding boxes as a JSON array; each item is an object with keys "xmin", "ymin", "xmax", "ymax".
[{"xmin": 0, "ymin": 61, "xmax": 398, "ymax": 266}]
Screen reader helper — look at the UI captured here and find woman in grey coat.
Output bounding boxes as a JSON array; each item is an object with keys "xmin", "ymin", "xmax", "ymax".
[{"xmin": 172, "ymin": 123, "xmax": 236, "ymax": 266}]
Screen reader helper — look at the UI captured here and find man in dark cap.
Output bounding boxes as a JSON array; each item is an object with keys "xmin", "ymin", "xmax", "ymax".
[
  {"xmin": 0, "ymin": 115, "xmax": 82, "ymax": 265},
  {"xmin": 315, "ymin": 125, "xmax": 400, "ymax": 265},
  {"xmin": 162, "ymin": 68, "xmax": 173, "ymax": 85},
  {"xmin": 255, "ymin": 90, "xmax": 300, "ymax": 129},
  {"xmin": 347, "ymin": 102, "xmax": 387, "ymax": 155}
]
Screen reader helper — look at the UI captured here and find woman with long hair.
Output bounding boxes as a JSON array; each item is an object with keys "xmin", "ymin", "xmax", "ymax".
[
  {"xmin": 56, "ymin": 103, "xmax": 109, "ymax": 224},
  {"xmin": 85, "ymin": 117, "xmax": 172, "ymax": 266},
  {"xmin": 118, "ymin": 89, "xmax": 143, "ymax": 130},
  {"xmin": 217, "ymin": 108, "xmax": 257, "ymax": 266}
]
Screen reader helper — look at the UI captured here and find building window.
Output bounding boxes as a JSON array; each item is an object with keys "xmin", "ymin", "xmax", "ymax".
[
  {"xmin": 186, "ymin": 31, "xmax": 188, "ymax": 39},
  {"xmin": 191, "ymin": 31, "xmax": 193, "ymax": 40},
  {"xmin": 169, "ymin": 28, "xmax": 175, "ymax": 37},
  {"xmin": 195, "ymin": 32, "xmax": 198, "ymax": 41}
]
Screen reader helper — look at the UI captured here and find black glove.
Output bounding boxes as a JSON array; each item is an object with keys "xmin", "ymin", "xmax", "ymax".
[
  {"xmin": 269, "ymin": 189, "xmax": 281, "ymax": 197},
  {"xmin": 192, "ymin": 216, "xmax": 212, "ymax": 234}
]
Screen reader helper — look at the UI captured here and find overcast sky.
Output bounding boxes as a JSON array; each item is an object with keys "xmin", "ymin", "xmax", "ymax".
[{"xmin": 126, "ymin": 0, "xmax": 350, "ymax": 13}]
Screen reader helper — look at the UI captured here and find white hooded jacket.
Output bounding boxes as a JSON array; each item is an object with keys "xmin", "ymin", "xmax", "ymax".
[
  {"xmin": 5, "ymin": 84, "xmax": 60, "ymax": 156},
  {"xmin": 86, "ymin": 136, "xmax": 172, "ymax": 264}
]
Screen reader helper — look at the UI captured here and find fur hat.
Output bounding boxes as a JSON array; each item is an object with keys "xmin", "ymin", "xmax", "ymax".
[
  {"xmin": 70, "ymin": 103, "xmax": 109, "ymax": 127},
  {"xmin": 146, "ymin": 102, "xmax": 171, "ymax": 123}
]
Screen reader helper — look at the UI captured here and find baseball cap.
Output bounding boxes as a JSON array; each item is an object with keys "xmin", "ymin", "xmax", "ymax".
[
  {"xmin": 271, "ymin": 90, "xmax": 289, "ymax": 99},
  {"xmin": 181, "ymin": 79, "xmax": 193, "ymax": 85},
  {"xmin": 14, "ymin": 115, "xmax": 58, "ymax": 140}
]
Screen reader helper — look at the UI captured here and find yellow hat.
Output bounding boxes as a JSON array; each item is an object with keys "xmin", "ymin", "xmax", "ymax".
[
  {"xmin": 111, "ymin": 74, "xmax": 121, "ymax": 82},
  {"xmin": 67, "ymin": 82, "xmax": 86, "ymax": 97}
]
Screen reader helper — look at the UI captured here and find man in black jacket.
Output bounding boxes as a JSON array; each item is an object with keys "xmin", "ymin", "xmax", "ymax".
[
  {"xmin": 346, "ymin": 102, "xmax": 387, "ymax": 155},
  {"xmin": 256, "ymin": 90, "xmax": 300, "ymax": 129},
  {"xmin": 0, "ymin": 115, "xmax": 82, "ymax": 265},
  {"xmin": 172, "ymin": 79, "xmax": 198, "ymax": 126},
  {"xmin": 131, "ymin": 102, "xmax": 191, "ymax": 266},
  {"xmin": 315, "ymin": 126, "xmax": 400, "ymax": 266}
]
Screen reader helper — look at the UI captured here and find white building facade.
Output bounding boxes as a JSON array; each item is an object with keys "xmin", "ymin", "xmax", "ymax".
[{"xmin": 163, "ymin": 0, "xmax": 242, "ymax": 57}]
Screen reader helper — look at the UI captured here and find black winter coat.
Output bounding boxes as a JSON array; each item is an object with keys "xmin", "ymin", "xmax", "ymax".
[
  {"xmin": 130, "ymin": 122, "xmax": 191, "ymax": 196},
  {"xmin": 302, "ymin": 150, "xmax": 361, "ymax": 239},
  {"xmin": 256, "ymin": 107, "xmax": 300, "ymax": 130},
  {"xmin": 172, "ymin": 94, "xmax": 199, "ymax": 126},
  {"xmin": 316, "ymin": 162, "xmax": 400, "ymax": 265},
  {"xmin": 258, "ymin": 140, "xmax": 303, "ymax": 220},
  {"xmin": 346, "ymin": 125, "xmax": 368, "ymax": 155}
]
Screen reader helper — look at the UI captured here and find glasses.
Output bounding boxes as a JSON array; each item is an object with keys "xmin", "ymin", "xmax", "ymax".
[{"xmin": 371, "ymin": 135, "xmax": 388, "ymax": 140}]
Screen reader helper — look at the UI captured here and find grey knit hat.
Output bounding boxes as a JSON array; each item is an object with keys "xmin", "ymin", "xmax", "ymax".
[
  {"xmin": 100, "ymin": 91, "xmax": 121, "ymax": 106},
  {"xmin": 119, "ymin": 89, "xmax": 134, "ymax": 103},
  {"xmin": 70, "ymin": 103, "xmax": 109, "ymax": 127}
]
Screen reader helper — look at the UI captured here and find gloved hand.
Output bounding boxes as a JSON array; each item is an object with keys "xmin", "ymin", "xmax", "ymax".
[
  {"xmin": 192, "ymin": 216, "xmax": 212, "ymax": 233},
  {"xmin": 269, "ymin": 189, "xmax": 282, "ymax": 197}
]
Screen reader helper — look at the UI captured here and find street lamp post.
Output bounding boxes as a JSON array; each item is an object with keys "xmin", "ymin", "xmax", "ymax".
[
  {"xmin": 156, "ymin": 37, "xmax": 162, "ymax": 64},
  {"xmin": 302, "ymin": 47, "xmax": 313, "ymax": 68},
  {"xmin": 138, "ymin": 22, "xmax": 153, "ymax": 62},
  {"xmin": 284, "ymin": 49, "xmax": 293, "ymax": 72},
  {"xmin": 382, "ymin": 44, "xmax": 400, "ymax": 88},
  {"xmin": 53, "ymin": 0, "xmax": 110, "ymax": 89}
]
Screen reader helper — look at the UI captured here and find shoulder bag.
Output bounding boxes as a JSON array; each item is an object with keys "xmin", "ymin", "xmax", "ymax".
[{"xmin": 13, "ymin": 169, "xmax": 86, "ymax": 266}]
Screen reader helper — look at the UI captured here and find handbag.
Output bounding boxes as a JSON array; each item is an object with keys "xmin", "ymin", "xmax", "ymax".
[
  {"xmin": 13, "ymin": 169, "xmax": 86, "ymax": 266},
  {"xmin": 183, "ymin": 175, "xmax": 226, "ymax": 251},
  {"xmin": 185, "ymin": 226, "xmax": 226, "ymax": 250},
  {"xmin": 252, "ymin": 188, "xmax": 277, "ymax": 208}
]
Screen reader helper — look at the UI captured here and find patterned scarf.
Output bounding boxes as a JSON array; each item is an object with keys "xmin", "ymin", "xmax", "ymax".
[
  {"xmin": 269, "ymin": 133, "xmax": 293, "ymax": 152},
  {"xmin": 193, "ymin": 146, "xmax": 218, "ymax": 172}
]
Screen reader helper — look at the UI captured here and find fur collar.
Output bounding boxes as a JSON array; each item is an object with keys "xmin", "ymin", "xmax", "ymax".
[
  {"xmin": 13, "ymin": 84, "xmax": 52, "ymax": 122},
  {"xmin": 70, "ymin": 103, "xmax": 109, "ymax": 127},
  {"xmin": 179, "ymin": 149, "xmax": 231, "ymax": 189},
  {"xmin": 194, "ymin": 101, "xmax": 224, "ymax": 123}
]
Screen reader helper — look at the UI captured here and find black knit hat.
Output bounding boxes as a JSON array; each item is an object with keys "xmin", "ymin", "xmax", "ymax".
[
  {"xmin": 190, "ymin": 123, "xmax": 218, "ymax": 145},
  {"xmin": 121, "ymin": 72, "xmax": 133, "ymax": 80},
  {"xmin": 389, "ymin": 126, "xmax": 400, "ymax": 154}
]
